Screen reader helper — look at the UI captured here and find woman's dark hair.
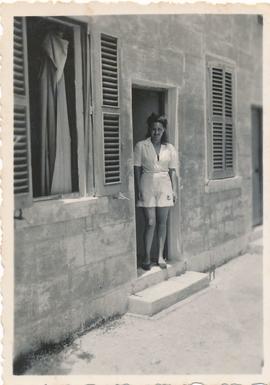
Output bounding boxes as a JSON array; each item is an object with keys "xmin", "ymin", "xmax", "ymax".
[{"xmin": 146, "ymin": 113, "xmax": 168, "ymax": 144}]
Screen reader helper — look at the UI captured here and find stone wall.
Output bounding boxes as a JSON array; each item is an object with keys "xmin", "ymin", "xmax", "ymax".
[{"xmin": 14, "ymin": 196, "xmax": 136, "ymax": 357}]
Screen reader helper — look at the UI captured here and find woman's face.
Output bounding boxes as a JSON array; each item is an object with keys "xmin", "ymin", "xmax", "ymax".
[{"xmin": 150, "ymin": 122, "xmax": 165, "ymax": 143}]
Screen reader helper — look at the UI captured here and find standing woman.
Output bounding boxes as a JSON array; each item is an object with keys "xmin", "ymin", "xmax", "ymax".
[{"xmin": 134, "ymin": 113, "xmax": 178, "ymax": 270}]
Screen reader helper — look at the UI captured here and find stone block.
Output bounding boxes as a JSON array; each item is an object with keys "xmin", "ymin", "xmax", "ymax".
[
  {"xmin": 101, "ymin": 284, "xmax": 130, "ymax": 318},
  {"xmin": 69, "ymin": 252, "xmax": 135, "ymax": 303},
  {"xmin": 35, "ymin": 240, "xmax": 67, "ymax": 280},
  {"xmin": 84, "ymin": 222, "xmax": 135, "ymax": 264},
  {"xmin": 224, "ymin": 220, "xmax": 235, "ymax": 238},
  {"xmin": 15, "ymin": 238, "xmax": 66, "ymax": 284},
  {"xmin": 103, "ymin": 253, "xmax": 136, "ymax": 290},
  {"xmin": 183, "ymin": 231, "xmax": 206, "ymax": 256},
  {"xmin": 15, "ymin": 286, "xmax": 36, "ymax": 323},
  {"xmin": 187, "ymin": 234, "xmax": 248, "ymax": 272},
  {"xmin": 15, "ymin": 218, "xmax": 85, "ymax": 244},
  {"xmin": 15, "ymin": 248, "xmax": 39, "ymax": 284},
  {"xmin": 89, "ymin": 198, "xmax": 133, "ymax": 229},
  {"xmin": 23, "ymin": 197, "xmax": 101, "ymax": 226},
  {"xmin": 85, "ymin": 215, "xmax": 94, "ymax": 230},
  {"xmin": 17, "ymin": 235, "xmax": 83, "ymax": 282},
  {"xmin": 70, "ymin": 262, "xmax": 106, "ymax": 301},
  {"xmin": 208, "ymin": 228, "xmax": 220, "ymax": 248},
  {"xmin": 62, "ymin": 234, "xmax": 85, "ymax": 267},
  {"xmin": 15, "ymin": 274, "xmax": 70, "ymax": 328}
]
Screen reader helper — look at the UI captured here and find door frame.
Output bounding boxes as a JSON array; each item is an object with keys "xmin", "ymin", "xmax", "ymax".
[
  {"xmin": 251, "ymin": 104, "xmax": 263, "ymax": 226},
  {"xmin": 130, "ymin": 79, "xmax": 181, "ymax": 265}
]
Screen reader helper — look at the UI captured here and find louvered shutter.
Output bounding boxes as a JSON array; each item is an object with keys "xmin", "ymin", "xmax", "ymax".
[
  {"xmin": 100, "ymin": 33, "xmax": 121, "ymax": 186},
  {"xmin": 14, "ymin": 17, "xmax": 32, "ymax": 209},
  {"xmin": 103, "ymin": 113, "xmax": 120, "ymax": 184},
  {"xmin": 209, "ymin": 64, "xmax": 234, "ymax": 179},
  {"xmin": 101, "ymin": 34, "xmax": 119, "ymax": 107}
]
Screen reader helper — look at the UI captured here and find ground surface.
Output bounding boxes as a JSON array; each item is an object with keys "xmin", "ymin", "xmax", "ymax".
[{"xmin": 26, "ymin": 249, "xmax": 263, "ymax": 375}]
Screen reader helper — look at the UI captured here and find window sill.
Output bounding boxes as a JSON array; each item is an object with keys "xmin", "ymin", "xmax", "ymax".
[
  {"xmin": 205, "ymin": 176, "xmax": 242, "ymax": 193},
  {"xmin": 15, "ymin": 192, "xmax": 131, "ymax": 229},
  {"xmin": 33, "ymin": 195, "xmax": 98, "ymax": 205},
  {"xmin": 15, "ymin": 195, "xmax": 105, "ymax": 229}
]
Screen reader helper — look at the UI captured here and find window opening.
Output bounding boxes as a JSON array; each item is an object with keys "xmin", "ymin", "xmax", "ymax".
[{"xmin": 26, "ymin": 17, "xmax": 79, "ymax": 197}]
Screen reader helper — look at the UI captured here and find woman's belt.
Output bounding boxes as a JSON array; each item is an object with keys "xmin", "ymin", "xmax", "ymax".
[{"xmin": 142, "ymin": 171, "xmax": 169, "ymax": 176}]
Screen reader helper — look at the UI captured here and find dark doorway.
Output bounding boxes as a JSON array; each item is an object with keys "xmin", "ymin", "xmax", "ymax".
[
  {"xmin": 132, "ymin": 86, "xmax": 167, "ymax": 268},
  {"xmin": 252, "ymin": 106, "xmax": 263, "ymax": 226}
]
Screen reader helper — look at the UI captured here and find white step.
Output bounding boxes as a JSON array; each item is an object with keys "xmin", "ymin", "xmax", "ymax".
[
  {"xmin": 249, "ymin": 225, "xmax": 263, "ymax": 242},
  {"xmin": 128, "ymin": 271, "xmax": 209, "ymax": 316},
  {"xmin": 248, "ymin": 238, "xmax": 263, "ymax": 255},
  {"xmin": 132, "ymin": 260, "xmax": 185, "ymax": 294}
]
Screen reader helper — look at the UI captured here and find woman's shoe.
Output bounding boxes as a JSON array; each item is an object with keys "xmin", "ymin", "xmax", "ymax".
[
  {"xmin": 141, "ymin": 263, "xmax": 151, "ymax": 271},
  {"xmin": 157, "ymin": 259, "xmax": 167, "ymax": 269}
]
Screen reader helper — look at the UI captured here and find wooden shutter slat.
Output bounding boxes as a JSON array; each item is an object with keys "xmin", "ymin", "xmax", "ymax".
[
  {"xmin": 101, "ymin": 40, "xmax": 117, "ymax": 49},
  {"xmin": 101, "ymin": 52, "xmax": 117, "ymax": 61},
  {"xmin": 101, "ymin": 45, "xmax": 117, "ymax": 55},
  {"xmin": 103, "ymin": 79, "xmax": 118, "ymax": 86},
  {"xmin": 103, "ymin": 88, "xmax": 118, "ymax": 94},
  {"xmin": 104, "ymin": 131, "xmax": 118, "ymax": 136},
  {"xmin": 14, "ymin": 17, "xmax": 32, "ymax": 208},
  {"xmin": 102, "ymin": 64, "xmax": 117, "ymax": 72},
  {"xmin": 102, "ymin": 69, "xmax": 118, "ymax": 78},
  {"xmin": 105, "ymin": 159, "xmax": 119, "ymax": 164}
]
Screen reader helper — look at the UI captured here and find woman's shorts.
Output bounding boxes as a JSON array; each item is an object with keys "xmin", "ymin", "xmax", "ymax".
[{"xmin": 137, "ymin": 172, "xmax": 174, "ymax": 208}]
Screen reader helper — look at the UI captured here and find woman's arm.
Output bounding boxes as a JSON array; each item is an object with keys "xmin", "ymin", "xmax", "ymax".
[
  {"xmin": 169, "ymin": 168, "xmax": 177, "ymax": 203},
  {"xmin": 134, "ymin": 166, "xmax": 143, "ymax": 201}
]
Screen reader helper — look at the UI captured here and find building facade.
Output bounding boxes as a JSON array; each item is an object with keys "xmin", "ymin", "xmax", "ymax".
[{"xmin": 13, "ymin": 14, "xmax": 263, "ymax": 360}]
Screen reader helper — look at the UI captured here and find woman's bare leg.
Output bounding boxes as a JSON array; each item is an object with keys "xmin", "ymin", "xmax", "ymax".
[
  {"xmin": 156, "ymin": 207, "xmax": 170, "ymax": 264},
  {"xmin": 143, "ymin": 207, "xmax": 156, "ymax": 265}
]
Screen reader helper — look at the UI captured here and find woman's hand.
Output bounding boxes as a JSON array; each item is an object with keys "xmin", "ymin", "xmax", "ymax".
[
  {"xmin": 173, "ymin": 190, "xmax": 177, "ymax": 204},
  {"xmin": 134, "ymin": 166, "xmax": 143, "ymax": 202},
  {"xmin": 169, "ymin": 168, "xmax": 177, "ymax": 204},
  {"xmin": 138, "ymin": 187, "xmax": 143, "ymax": 202}
]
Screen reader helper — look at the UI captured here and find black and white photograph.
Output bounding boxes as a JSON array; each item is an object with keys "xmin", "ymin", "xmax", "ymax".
[{"xmin": 1, "ymin": 4, "xmax": 268, "ymax": 384}]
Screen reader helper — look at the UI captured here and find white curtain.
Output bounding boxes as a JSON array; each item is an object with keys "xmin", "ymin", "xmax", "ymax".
[{"xmin": 40, "ymin": 31, "xmax": 72, "ymax": 195}]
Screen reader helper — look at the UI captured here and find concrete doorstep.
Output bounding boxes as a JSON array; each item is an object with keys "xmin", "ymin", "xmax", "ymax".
[
  {"xmin": 128, "ymin": 271, "xmax": 209, "ymax": 316},
  {"xmin": 248, "ymin": 237, "xmax": 263, "ymax": 255},
  {"xmin": 249, "ymin": 225, "xmax": 263, "ymax": 242}
]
